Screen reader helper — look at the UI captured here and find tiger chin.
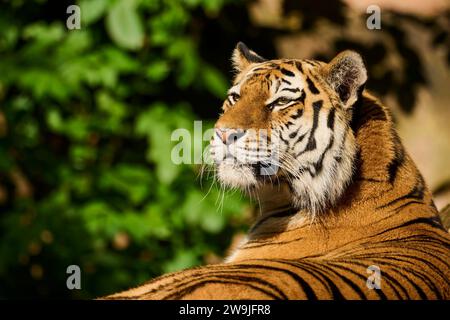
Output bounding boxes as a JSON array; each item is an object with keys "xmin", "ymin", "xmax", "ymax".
[{"xmin": 103, "ymin": 42, "xmax": 450, "ymax": 300}]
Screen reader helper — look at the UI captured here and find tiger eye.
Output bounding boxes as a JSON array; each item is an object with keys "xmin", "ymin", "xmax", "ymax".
[
  {"xmin": 228, "ymin": 93, "xmax": 240, "ymax": 105},
  {"xmin": 276, "ymin": 97, "xmax": 290, "ymax": 105}
]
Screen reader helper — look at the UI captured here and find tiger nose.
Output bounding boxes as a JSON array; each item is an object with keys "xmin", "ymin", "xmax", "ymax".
[{"xmin": 215, "ymin": 128, "xmax": 246, "ymax": 145}]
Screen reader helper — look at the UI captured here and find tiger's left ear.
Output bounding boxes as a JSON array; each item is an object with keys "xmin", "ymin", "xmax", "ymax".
[
  {"xmin": 323, "ymin": 51, "xmax": 367, "ymax": 109},
  {"xmin": 232, "ymin": 42, "xmax": 266, "ymax": 72}
]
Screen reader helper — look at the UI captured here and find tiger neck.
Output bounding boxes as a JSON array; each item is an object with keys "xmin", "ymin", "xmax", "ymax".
[
  {"xmin": 341, "ymin": 92, "xmax": 435, "ymax": 217},
  {"xmin": 235, "ymin": 93, "xmax": 438, "ymax": 257}
]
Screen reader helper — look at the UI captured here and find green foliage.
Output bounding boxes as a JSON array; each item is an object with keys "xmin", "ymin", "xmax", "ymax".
[
  {"xmin": 106, "ymin": 0, "xmax": 144, "ymax": 50},
  {"xmin": 0, "ymin": 0, "xmax": 248, "ymax": 298}
]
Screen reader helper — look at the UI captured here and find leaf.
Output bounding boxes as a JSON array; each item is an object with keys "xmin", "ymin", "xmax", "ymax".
[
  {"xmin": 202, "ymin": 65, "xmax": 228, "ymax": 98},
  {"xmin": 143, "ymin": 204, "xmax": 171, "ymax": 239},
  {"xmin": 0, "ymin": 147, "xmax": 13, "ymax": 172},
  {"xmin": 147, "ymin": 125, "xmax": 180, "ymax": 185},
  {"xmin": 135, "ymin": 104, "xmax": 182, "ymax": 184},
  {"xmin": 69, "ymin": 144, "xmax": 97, "ymax": 169},
  {"xmin": 98, "ymin": 164, "xmax": 152, "ymax": 205},
  {"xmin": 202, "ymin": 0, "xmax": 225, "ymax": 15},
  {"xmin": 79, "ymin": 0, "xmax": 109, "ymax": 25},
  {"xmin": 96, "ymin": 90, "xmax": 127, "ymax": 120},
  {"xmin": 81, "ymin": 201, "xmax": 116, "ymax": 235},
  {"xmin": 46, "ymin": 109, "xmax": 63, "ymax": 131},
  {"xmin": 163, "ymin": 250, "xmax": 199, "ymax": 273},
  {"xmin": 22, "ymin": 22, "xmax": 64, "ymax": 45},
  {"xmin": 145, "ymin": 60, "xmax": 170, "ymax": 81},
  {"xmin": 181, "ymin": 190, "xmax": 225, "ymax": 233},
  {"xmin": 106, "ymin": 0, "xmax": 144, "ymax": 51}
]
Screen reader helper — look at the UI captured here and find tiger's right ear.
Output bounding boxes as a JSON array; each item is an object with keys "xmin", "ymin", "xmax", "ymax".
[
  {"xmin": 323, "ymin": 51, "xmax": 367, "ymax": 109},
  {"xmin": 232, "ymin": 42, "xmax": 266, "ymax": 72}
]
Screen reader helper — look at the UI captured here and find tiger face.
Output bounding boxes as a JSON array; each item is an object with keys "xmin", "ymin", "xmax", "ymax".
[{"xmin": 210, "ymin": 42, "xmax": 367, "ymax": 214}]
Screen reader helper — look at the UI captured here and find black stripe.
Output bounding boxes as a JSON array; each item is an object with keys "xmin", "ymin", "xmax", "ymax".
[
  {"xmin": 385, "ymin": 241, "xmax": 450, "ymax": 275},
  {"xmin": 308, "ymin": 262, "xmax": 368, "ymax": 300},
  {"xmin": 307, "ymin": 100, "xmax": 323, "ymax": 149},
  {"xmin": 254, "ymin": 67, "xmax": 270, "ymax": 72},
  {"xmin": 364, "ymin": 259, "xmax": 430, "ymax": 300},
  {"xmin": 340, "ymin": 259, "xmax": 407, "ymax": 299},
  {"xmin": 278, "ymin": 133, "xmax": 290, "ymax": 146},
  {"xmin": 371, "ymin": 256, "xmax": 444, "ymax": 298},
  {"xmin": 294, "ymin": 61, "xmax": 303, "ymax": 73},
  {"xmin": 250, "ymin": 225, "xmax": 309, "ymax": 238},
  {"xmin": 293, "ymin": 132, "xmax": 307, "ymax": 148},
  {"xmin": 351, "ymin": 96, "xmax": 387, "ymax": 132},
  {"xmin": 387, "ymin": 132, "xmax": 405, "ymax": 184},
  {"xmin": 294, "ymin": 90, "xmax": 306, "ymax": 105},
  {"xmin": 272, "ymin": 259, "xmax": 329, "ymax": 292},
  {"xmin": 346, "ymin": 244, "xmax": 450, "ymax": 284},
  {"xmin": 281, "ymin": 87, "xmax": 300, "ymax": 93},
  {"xmin": 237, "ymin": 263, "xmax": 317, "ymax": 300},
  {"xmin": 304, "ymin": 138, "xmax": 317, "ymax": 152},
  {"xmin": 303, "ymin": 60, "xmax": 317, "ymax": 67},
  {"xmin": 378, "ymin": 175, "xmax": 425, "ymax": 210},
  {"xmin": 296, "ymin": 260, "xmax": 346, "ymax": 299},
  {"xmin": 297, "ymin": 100, "xmax": 322, "ymax": 156},
  {"xmin": 242, "ymin": 236, "xmax": 305, "ymax": 249},
  {"xmin": 217, "ymin": 275, "xmax": 289, "ymax": 299},
  {"xmin": 312, "ymin": 136, "xmax": 334, "ymax": 176},
  {"xmin": 393, "ymin": 200, "xmax": 424, "ymax": 213},
  {"xmin": 376, "ymin": 233, "xmax": 450, "ymax": 249},
  {"xmin": 249, "ymin": 208, "xmax": 297, "ymax": 233},
  {"xmin": 371, "ymin": 217, "xmax": 445, "ymax": 241},
  {"xmin": 139, "ymin": 266, "xmax": 275, "ymax": 298},
  {"xmin": 280, "ymin": 68, "xmax": 295, "ymax": 77},
  {"xmin": 165, "ymin": 278, "xmax": 282, "ymax": 300},
  {"xmin": 387, "ymin": 152, "xmax": 404, "ymax": 185},
  {"xmin": 290, "ymin": 109, "xmax": 304, "ymax": 120},
  {"xmin": 306, "ymin": 77, "xmax": 320, "ymax": 94},
  {"xmin": 154, "ymin": 266, "xmax": 289, "ymax": 299},
  {"xmin": 285, "ymin": 121, "xmax": 294, "ymax": 129},
  {"xmin": 253, "ymin": 259, "xmax": 322, "ymax": 300},
  {"xmin": 327, "ymin": 108, "xmax": 335, "ymax": 130},
  {"xmin": 327, "ymin": 262, "xmax": 386, "ymax": 299}
]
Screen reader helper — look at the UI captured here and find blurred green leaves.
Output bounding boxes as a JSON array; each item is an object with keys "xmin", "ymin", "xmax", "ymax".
[
  {"xmin": 106, "ymin": 0, "xmax": 144, "ymax": 50},
  {"xmin": 79, "ymin": 0, "xmax": 109, "ymax": 25},
  {"xmin": 0, "ymin": 0, "xmax": 248, "ymax": 298},
  {"xmin": 202, "ymin": 65, "xmax": 229, "ymax": 99}
]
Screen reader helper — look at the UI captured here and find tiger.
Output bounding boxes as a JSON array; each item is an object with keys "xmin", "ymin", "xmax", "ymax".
[{"xmin": 103, "ymin": 42, "xmax": 450, "ymax": 300}]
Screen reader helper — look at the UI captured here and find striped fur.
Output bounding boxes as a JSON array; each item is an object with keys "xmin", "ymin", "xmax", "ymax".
[{"xmin": 103, "ymin": 43, "xmax": 450, "ymax": 300}]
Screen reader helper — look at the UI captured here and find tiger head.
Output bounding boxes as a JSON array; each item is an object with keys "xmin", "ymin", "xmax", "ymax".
[{"xmin": 210, "ymin": 42, "xmax": 367, "ymax": 214}]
